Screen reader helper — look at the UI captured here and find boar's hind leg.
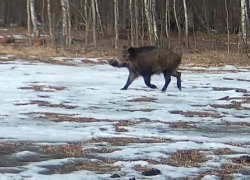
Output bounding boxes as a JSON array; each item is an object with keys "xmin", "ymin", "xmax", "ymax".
[
  {"xmin": 143, "ymin": 74, "xmax": 157, "ymax": 89},
  {"xmin": 121, "ymin": 72, "xmax": 137, "ymax": 90},
  {"xmin": 171, "ymin": 70, "xmax": 181, "ymax": 91},
  {"xmin": 162, "ymin": 70, "xmax": 171, "ymax": 92}
]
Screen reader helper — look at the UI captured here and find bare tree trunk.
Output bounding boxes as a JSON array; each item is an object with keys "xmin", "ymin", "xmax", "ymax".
[
  {"xmin": 183, "ymin": 0, "xmax": 189, "ymax": 47},
  {"xmin": 85, "ymin": 0, "xmax": 88, "ymax": 47},
  {"xmin": 47, "ymin": 0, "xmax": 54, "ymax": 46},
  {"xmin": 166, "ymin": 0, "xmax": 171, "ymax": 48},
  {"xmin": 66, "ymin": 0, "xmax": 71, "ymax": 47},
  {"xmin": 30, "ymin": 0, "xmax": 40, "ymax": 39},
  {"xmin": 122, "ymin": 0, "xmax": 127, "ymax": 26},
  {"xmin": 165, "ymin": 0, "xmax": 169, "ymax": 38},
  {"xmin": 241, "ymin": 0, "xmax": 248, "ymax": 43},
  {"xmin": 173, "ymin": 0, "xmax": 182, "ymax": 46},
  {"xmin": 144, "ymin": 0, "xmax": 152, "ymax": 45},
  {"xmin": 135, "ymin": 0, "xmax": 139, "ymax": 46},
  {"xmin": 151, "ymin": 0, "xmax": 159, "ymax": 45},
  {"xmin": 27, "ymin": 0, "xmax": 32, "ymax": 45},
  {"xmin": 141, "ymin": 0, "xmax": 145, "ymax": 46},
  {"xmin": 0, "ymin": 0, "xmax": 6, "ymax": 25},
  {"xmin": 94, "ymin": 0, "xmax": 103, "ymax": 34},
  {"xmin": 91, "ymin": 0, "xmax": 97, "ymax": 48},
  {"xmin": 41, "ymin": 0, "xmax": 45, "ymax": 31},
  {"xmin": 225, "ymin": 0, "xmax": 230, "ymax": 54},
  {"xmin": 129, "ymin": 0, "xmax": 134, "ymax": 46},
  {"xmin": 61, "ymin": 0, "xmax": 68, "ymax": 45},
  {"xmin": 114, "ymin": 0, "xmax": 119, "ymax": 49}
]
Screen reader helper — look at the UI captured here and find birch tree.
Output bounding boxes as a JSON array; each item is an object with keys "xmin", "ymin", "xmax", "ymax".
[
  {"xmin": 85, "ymin": 0, "xmax": 88, "ymax": 47},
  {"xmin": 60, "ymin": 0, "xmax": 71, "ymax": 46},
  {"xmin": 225, "ymin": 0, "xmax": 230, "ymax": 54},
  {"xmin": 241, "ymin": 0, "xmax": 248, "ymax": 43},
  {"xmin": 173, "ymin": 0, "xmax": 182, "ymax": 44},
  {"xmin": 27, "ymin": 0, "xmax": 32, "ymax": 45},
  {"xmin": 114, "ymin": 0, "xmax": 119, "ymax": 49},
  {"xmin": 47, "ymin": 0, "xmax": 53, "ymax": 45},
  {"xmin": 144, "ymin": 0, "xmax": 152, "ymax": 45},
  {"xmin": 30, "ymin": 0, "xmax": 40, "ymax": 39},
  {"xmin": 144, "ymin": 0, "xmax": 159, "ymax": 46},
  {"xmin": 66, "ymin": 0, "xmax": 71, "ymax": 46},
  {"xmin": 94, "ymin": 0, "xmax": 103, "ymax": 34},
  {"xmin": 61, "ymin": 0, "xmax": 68, "ymax": 45},
  {"xmin": 183, "ymin": 0, "xmax": 189, "ymax": 47},
  {"xmin": 91, "ymin": 0, "xmax": 97, "ymax": 48},
  {"xmin": 151, "ymin": 0, "xmax": 159, "ymax": 45},
  {"xmin": 165, "ymin": 0, "xmax": 170, "ymax": 38},
  {"xmin": 135, "ymin": 0, "xmax": 139, "ymax": 46},
  {"xmin": 129, "ymin": 0, "xmax": 134, "ymax": 46}
]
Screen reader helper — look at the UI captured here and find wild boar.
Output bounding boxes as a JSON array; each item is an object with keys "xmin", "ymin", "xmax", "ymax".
[{"xmin": 109, "ymin": 45, "xmax": 182, "ymax": 92}]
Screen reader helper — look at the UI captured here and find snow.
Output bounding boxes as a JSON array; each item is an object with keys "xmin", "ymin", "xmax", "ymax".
[
  {"xmin": 0, "ymin": 59, "xmax": 250, "ymax": 179},
  {"xmin": 51, "ymin": 56, "xmax": 103, "ymax": 64}
]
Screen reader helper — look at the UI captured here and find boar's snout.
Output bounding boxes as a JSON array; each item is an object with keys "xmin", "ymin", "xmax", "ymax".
[{"xmin": 109, "ymin": 59, "xmax": 119, "ymax": 66}]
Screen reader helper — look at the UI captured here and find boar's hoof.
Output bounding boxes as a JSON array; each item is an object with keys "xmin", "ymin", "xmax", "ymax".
[
  {"xmin": 149, "ymin": 84, "xmax": 157, "ymax": 89},
  {"xmin": 120, "ymin": 87, "xmax": 128, "ymax": 90},
  {"xmin": 161, "ymin": 88, "xmax": 167, "ymax": 92},
  {"xmin": 177, "ymin": 84, "xmax": 182, "ymax": 91}
]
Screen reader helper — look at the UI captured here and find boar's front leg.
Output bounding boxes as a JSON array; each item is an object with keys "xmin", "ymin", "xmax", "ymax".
[
  {"xmin": 161, "ymin": 70, "xmax": 171, "ymax": 92},
  {"xmin": 142, "ymin": 74, "xmax": 157, "ymax": 89},
  {"xmin": 121, "ymin": 71, "xmax": 137, "ymax": 90}
]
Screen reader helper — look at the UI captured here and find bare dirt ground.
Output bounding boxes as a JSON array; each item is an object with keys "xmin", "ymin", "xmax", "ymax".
[{"xmin": 0, "ymin": 27, "xmax": 250, "ymax": 180}]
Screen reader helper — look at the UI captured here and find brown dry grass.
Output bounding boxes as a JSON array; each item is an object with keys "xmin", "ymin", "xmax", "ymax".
[
  {"xmin": 167, "ymin": 150, "xmax": 207, "ymax": 167},
  {"xmin": 43, "ymin": 143, "xmax": 84, "ymax": 158},
  {"xmin": 1, "ymin": 27, "xmax": 250, "ymax": 68},
  {"xmin": 123, "ymin": 108, "xmax": 156, "ymax": 112},
  {"xmin": 170, "ymin": 110, "xmax": 225, "ymax": 118},
  {"xmin": 18, "ymin": 85, "xmax": 68, "ymax": 92},
  {"xmin": 189, "ymin": 163, "xmax": 243, "ymax": 180},
  {"xmin": 22, "ymin": 112, "xmax": 152, "ymax": 125},
  {"xmin": 232, "ymin": 155, "xmax": 250, "ymax": 165},
  {"xmin": 83, "ymin": 147, "xmax": 122, "ymax": 154},
  {"xmin": 182, "ymin": 50, "xmax": 250, "ymax": 68},
  {"xmin": 218, "ymin": 120, "xmax": 250, "ymax": 127},
  {"xmin": 127, "ymin": 97, "xmax": 157, "ymax": 102},
  {"xmin": 1, "ymin": 42, "xmax": 250, "ymax": 68},
  {"xmin": 22, "ymin": 112, "xmax": 109, "ymax": 123},
  {"xmin": 210, "ymin": 102, "xmax": 242, "ymax": 110},
  {"xmin": 0, "ymin": 141, "xmax": 34, "ymax": 156},
  {"xmin": 51, "ymin": 159, "xmax": 120, "ymax": 174},
  {"xmin": 86, "ymin": 137, "xmax": 168, "ymax": 146},
  {"xmin": 213, "ymin": 148, "xmax": 239, "ymax": 155},
  {"xmin": 134, "ymin": 156, "xmax": 245, "ymax": 179},
  {"xmin": 168, "ymin": 121, "xmax": 197, "ymax": 129},
  {"xmin": 225, "ymin": 142, "xmax": 250, "ymax": 147},
  {"xmin": 212, "ymin": 87, "xmax": 248, "ymax": 93},
  {"xmin": 14, "ymin": 100, "xmax": 77, "ymax": 109},
  {"xmin": 215, "ymin": 164, "xmax": 244, "ymax": 180}
]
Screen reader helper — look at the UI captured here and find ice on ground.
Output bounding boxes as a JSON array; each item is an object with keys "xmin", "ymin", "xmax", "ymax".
[{"xmin": 0, "ymin": 60, "xmax": 250, "ymax": 179}]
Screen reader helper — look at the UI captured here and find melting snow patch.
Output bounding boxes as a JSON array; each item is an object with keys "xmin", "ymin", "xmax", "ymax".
[{"xmin": 0, "ymin": 61, "xmax": 250, "ymax": 179}]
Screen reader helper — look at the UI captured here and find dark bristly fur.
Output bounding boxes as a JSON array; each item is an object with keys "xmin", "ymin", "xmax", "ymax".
[{"xmin": 109, "ymin": 46, "xmax": 182, "ymax": 92}]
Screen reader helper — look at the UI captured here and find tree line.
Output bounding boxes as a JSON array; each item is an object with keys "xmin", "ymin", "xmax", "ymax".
[{"xmin": 0, "ymin": 0, "xmax": 249, "ymax": 52}]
